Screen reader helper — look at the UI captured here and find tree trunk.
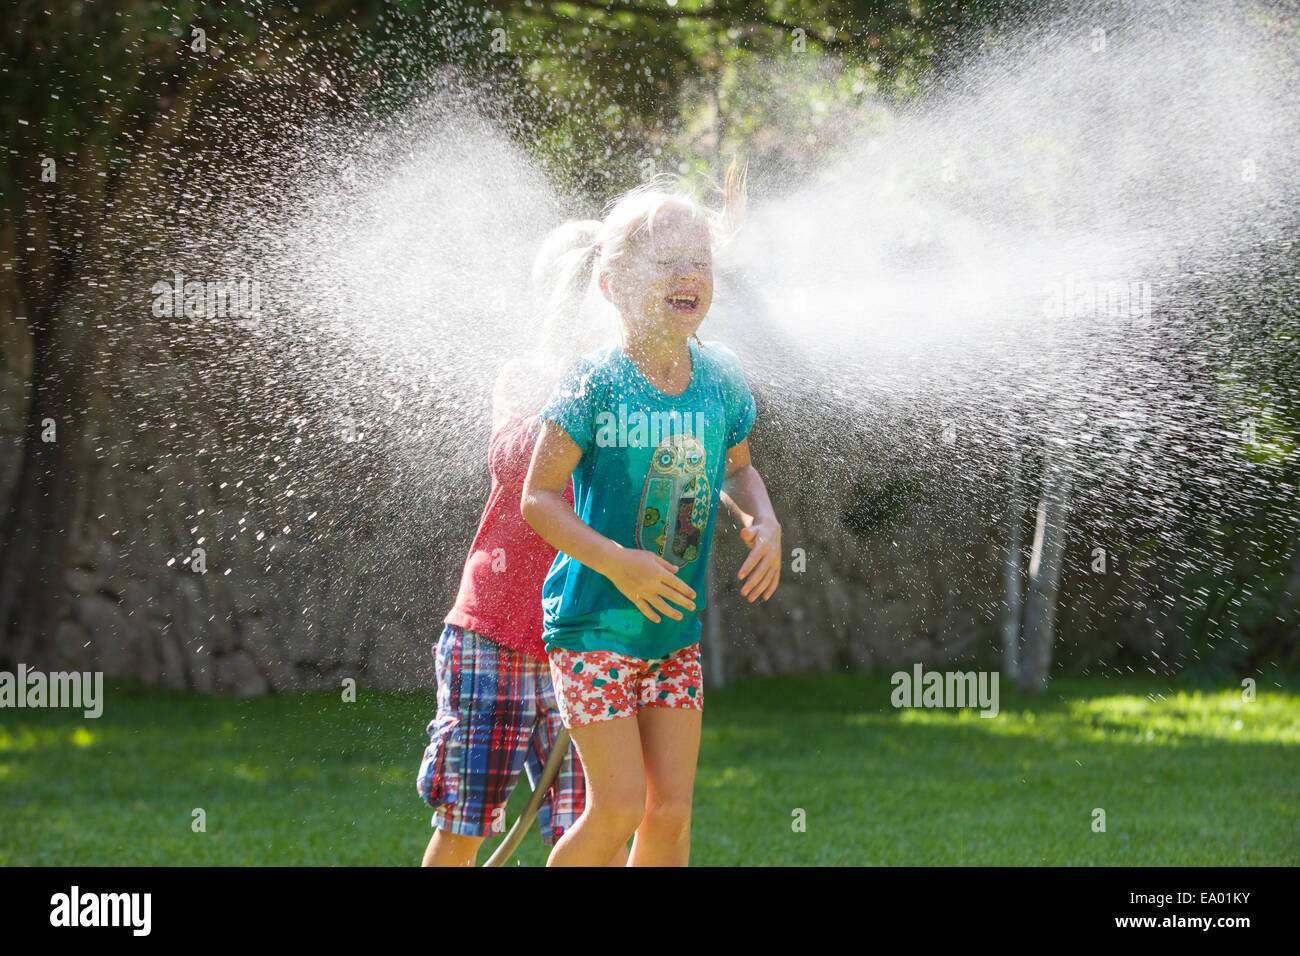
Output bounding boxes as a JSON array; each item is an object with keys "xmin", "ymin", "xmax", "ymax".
[
  {"xmin": 0, "ymin": 203, "xmax": 96, "ymax": 670},
  {"xmin": 1019, "ymin": 453, "xmax": 1073, "ymax": 693}
]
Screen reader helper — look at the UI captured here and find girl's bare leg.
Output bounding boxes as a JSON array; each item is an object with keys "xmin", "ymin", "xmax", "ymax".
[
  {"xmin": 547, "ymin": 716, "xmax": 646, "ymax": 867},
  {"xmin": 628, "ymin": 707, "xmax": 702, "ymax": 867},
  {"xmin": 608, "ymin": 841, "xmax": 631, "ymax": 866},
  {"xmin": 423, "ymin": 825, "xmax": 625, "ymax": 867},
  {"xmin": 421, "ymin": 829, "xmax": 484, "ymax": 867}
]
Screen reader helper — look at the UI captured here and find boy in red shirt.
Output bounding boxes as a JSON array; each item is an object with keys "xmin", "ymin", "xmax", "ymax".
[{"xmin": 417, "ymin": 221, "xmax": 626, "ymax": 866}]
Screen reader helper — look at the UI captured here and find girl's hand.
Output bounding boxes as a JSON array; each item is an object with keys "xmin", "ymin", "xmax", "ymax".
[
  {"xmin": 605, "ymin": 548, "xmax": 697, "ymax": 623},
  {"xmin": 737, "ymin": 518, "xmax": 781, "ymax": 602}
]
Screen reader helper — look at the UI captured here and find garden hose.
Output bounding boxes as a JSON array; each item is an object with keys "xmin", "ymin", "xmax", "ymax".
[{"xmin": 483, "ymin": 726, "xmax": 571, "ymax": 866}]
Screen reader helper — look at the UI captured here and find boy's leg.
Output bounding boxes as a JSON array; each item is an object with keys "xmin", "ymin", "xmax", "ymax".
[
  {"xmin": 628, "ymin": 707, "xmax": 702, "ymax": 867},
  {"xmin": 546, "ymin": 715, "xmax": 646, "ymax": 867},
  {"xmin": 417, "ymin": 626, "xmax": 538, "ymax": 866}
]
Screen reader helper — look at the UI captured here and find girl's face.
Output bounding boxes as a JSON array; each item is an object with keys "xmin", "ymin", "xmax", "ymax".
[{"xmin": 605, "ymin": 204, "xmax": 713, "ymax": 339}]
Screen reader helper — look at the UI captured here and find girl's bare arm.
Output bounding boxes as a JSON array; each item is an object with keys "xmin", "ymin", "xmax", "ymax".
[
  {"xmin": 720, "ymin": 438, "xmax": 782, "ymax": 601},
  {"xmin": 520, "ymin": 420, "xmax": 619, "ymax": 574},
  {"xmin": 521, "ymin": 420, "xmax": 696, "ymax": 622}
]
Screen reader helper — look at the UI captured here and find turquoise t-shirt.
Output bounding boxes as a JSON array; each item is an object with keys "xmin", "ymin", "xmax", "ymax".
[{"xmin": 539, "ymin": 337, "xmax": 756, "ymax": 660}]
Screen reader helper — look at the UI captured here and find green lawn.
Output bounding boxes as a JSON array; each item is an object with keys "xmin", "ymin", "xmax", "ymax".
[{"xmin": 1, "ymin": 673, "xmax": 1296, "ymax": 865}]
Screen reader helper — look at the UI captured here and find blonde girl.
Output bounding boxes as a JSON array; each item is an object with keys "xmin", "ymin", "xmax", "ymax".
[{"xmin": 521, "ymin": 173, "xmax": 781, "ymax": 866}]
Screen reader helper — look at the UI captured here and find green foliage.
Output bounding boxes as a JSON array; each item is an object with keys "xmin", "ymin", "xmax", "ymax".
[
  {"xmin": 1174, "ymin": 556, "xmax": 1300, "ymax": 685},
  {"xmin": 1176, "ymin": 254, "xmax": 1300, "ymax": 682},
  {"xmin": 3, "ymin": 0, "xmax": 1008, "ymax": 187}
]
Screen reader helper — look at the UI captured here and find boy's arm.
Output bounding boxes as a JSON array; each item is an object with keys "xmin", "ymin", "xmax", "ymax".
[{"xmin": 720, "ymin": 438, "xmax": 782, "ymax": 601}]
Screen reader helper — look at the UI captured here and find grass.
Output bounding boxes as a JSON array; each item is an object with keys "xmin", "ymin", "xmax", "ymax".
[{"xmin": 1, "ymin": 673, "xmax": 1297, "ymax": 865}]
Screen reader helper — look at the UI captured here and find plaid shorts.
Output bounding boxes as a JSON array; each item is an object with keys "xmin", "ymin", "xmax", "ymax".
[
  {"xmin": 547, "ymin": 642, "xmax": 703, "ymax": 727},
  {"xmin": 416, "ymin": 624, "xmax": 586, "ymax": 845}
]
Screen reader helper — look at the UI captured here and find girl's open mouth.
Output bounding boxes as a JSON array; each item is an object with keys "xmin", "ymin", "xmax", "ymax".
[{"xmin": 666, "ymin": 293, "xmax": 699, "ymax": 313}]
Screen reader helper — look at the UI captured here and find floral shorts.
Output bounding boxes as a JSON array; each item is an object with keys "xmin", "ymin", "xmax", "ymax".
[{"xmin": 547, "ymin": 642, "xmax": 703, "ymax": 727}]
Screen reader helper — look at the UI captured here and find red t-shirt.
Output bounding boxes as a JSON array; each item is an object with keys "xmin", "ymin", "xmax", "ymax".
[{"xmin": 444, "ymin": 361, "xmax": 574, "ymax": 661}]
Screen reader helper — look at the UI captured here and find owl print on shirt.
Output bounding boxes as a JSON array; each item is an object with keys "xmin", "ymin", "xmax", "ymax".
[{"xmin": 637, "ymin": 432, "xmax": 711, "ymax": 566}]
